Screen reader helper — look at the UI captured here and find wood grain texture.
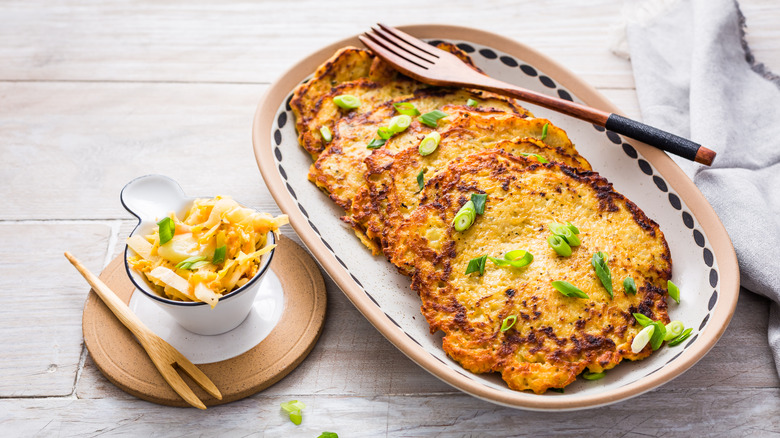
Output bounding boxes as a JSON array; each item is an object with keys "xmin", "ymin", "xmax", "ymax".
[
  {"xmin": 0, "ymin": 223, "xmax": 111, "ymax": 396},
  {"xmin": 2, "ymin": 0, "xmax": 780, "ymax": 434}
]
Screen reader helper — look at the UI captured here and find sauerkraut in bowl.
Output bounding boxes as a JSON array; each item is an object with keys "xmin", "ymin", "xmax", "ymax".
[{"xmin": 126, "ymin": 196, "xmax": 288, "ymax": 308}]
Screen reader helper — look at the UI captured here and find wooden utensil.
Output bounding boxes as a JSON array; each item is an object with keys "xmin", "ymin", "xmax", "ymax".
[
  {"xmin": 359, "ymin": 24, "xmax": 716, "ymax": 166},
  {"xmin": 64, "ymin": 251, "xmax": 222, "ymax": 409}
]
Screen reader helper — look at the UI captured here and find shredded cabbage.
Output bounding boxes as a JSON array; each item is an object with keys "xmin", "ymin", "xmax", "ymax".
[{"xmin": 127, "ymin": 196, "xmax": 287, "ymax": 308}]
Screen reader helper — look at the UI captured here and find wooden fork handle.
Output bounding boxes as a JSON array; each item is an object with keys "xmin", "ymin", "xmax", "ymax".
[
  {"xmin": 64, "ymin": 251, "xmax": 150, "ymax": 339},
  {"xmin": 476, "ymin": 78, "xmax": 716, "ymax": 166}
]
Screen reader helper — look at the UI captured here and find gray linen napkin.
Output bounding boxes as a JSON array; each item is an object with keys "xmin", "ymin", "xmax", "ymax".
[{"xmin": 624, "ymin": 0, "xmax": 780, "ymax": 376}]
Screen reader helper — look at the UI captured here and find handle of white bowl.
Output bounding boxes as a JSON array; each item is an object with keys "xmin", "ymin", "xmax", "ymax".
[{"xmin": 120, "ymin": 175, "xmax": 188, "ymax": 221}]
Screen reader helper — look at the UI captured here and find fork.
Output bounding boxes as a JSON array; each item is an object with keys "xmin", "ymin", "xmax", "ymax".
[
  {"xmin": 360, "ymin": 24, "xmax": 716, "ymax": 166},
  {"xmin": 64, "ymin": 252, "xmax": 222, "ymax": 409}
]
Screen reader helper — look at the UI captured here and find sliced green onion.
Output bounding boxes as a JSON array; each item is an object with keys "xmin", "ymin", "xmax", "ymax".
[
  {"xmin": 649, "ymin": 321, "xmax": 666, "ymax": 350},
  {"xmin": 631, "ymin": 325, "xmax": 654, "ymax": 353},
  {"xmin": 552, "ymin": 280, "xmax": 588, "ymax": 299},
  {"xmin": 489, "ymin": 250, "xmax": 533, "ymax": 268},
  {"xmin": 541, "ymin": 122, "xmax": 549, "ymax": 141},
  {"xmin": 281, "ymin": 400, "xmax": 306, "ymax": 426},
  {"xmin": 190, "ymin": 261, "xmax": 209, "ymax": 270},
  {"xmin": 470, "ymin": 193, "xmax": 487, "ymax": 215},
  {"xmin": 548, "ymin": 235, "xmax": 572, "ymax": 257},
  {"xmin": 591, "ymin": 251, "xmax": 613, "ymax": 299},
  {"xmin": 212, "ymin": 245, "xmax": 226, "ymax": 265},
  {"xmin": 500, "ymin": 315, "xmax": 517, "ymax": 332},
  {"xmin": 465, "ymin": 255, "xmax": 487, "ymax": 276},
  {"xmin": 668, "ymin": 328, "xmax": 693, "ymax": 346},
  {"xmin": 668, "ymin": 280, "xmax": 681, "ymax": 304},
  {"xmin": 452, "ymin": 201, "xmax": 476, "ymax": 232},
  {"xmin": 664, "ymin": 320, "xmax": 685, "ymax": 341},
  {"xmin": 377, "ymin": 127, "xmax": 393, "ymax": 140},
  {"xmin": 466, "ymin": 98, "xmax": 478, "ymax": 107},
  {"xmin": 366, "ymin": 138, "xmax": 386, "ymax": 149},
  {"xmin": 520, "ymin": 153, "xmax": 549, "ymax": 164},
  {"xmin": 157, "ymin": 217, "xmax": 175, "ymax": 245},
  {"xmin": 582, "ymin": 371, "xmax": 606, "ymax": 381},
  {"xmin": 418, "ymin": 110, "xmax": 449, "ymax": 128},
  {"xmin": 320, "ymin": 126, "xmax": 333, "ymax": 142},
  {"xmin": 175, "ymin": 256, "xmax": 206, "ymax": 270},
  {"xmin": 318, "ymin": 433, "xmax": 339, "ymax": 438},
  {"xmin": 393, "ymin": 102, "xmax": 420, "ymax": 116},
  {"xmin": 549, "ymin": 388, "xmax": 565, "ymax": 393},
  {"xmin": 333, "ymin": 94, "xmax": 360, "ymax": 109},
  {"xmin": 566, "ymin": 222, "xmax": 580, "ymax": 234},
  {"xmin": 632, "ymin": 312, "xmax": 653, "ymax": 327},
  {"xmin": 418, "ymin": 131, "xmax": 441, "ymax": 156},
  {"xmin": 388, "ymin": 115, "xmax": 412, "ymax": 134},
  {"xmin": 549, "ymin": 221, "xmax": 580, "ymax": 246},
  {"xmin": 623, "ymin": 277, "xmax": 637, "ymax": 295},
  {"xmin": 416, "ymin": 169, "xmax": 425, "ymax": 193}
]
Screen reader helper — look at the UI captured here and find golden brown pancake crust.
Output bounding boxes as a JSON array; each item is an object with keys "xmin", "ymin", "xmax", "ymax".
[{"xmin": 390, "ymin": 150, "xmax": 671, "ymax": 393}]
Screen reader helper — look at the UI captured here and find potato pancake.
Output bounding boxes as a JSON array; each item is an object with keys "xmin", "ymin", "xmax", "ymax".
[
  {"xmin": 292, "ymin": 42, "xmax": 484, "ymax": 158},
  {"xmin": 309, "ymin": 89, "xmax": 530, "ymax": 211},
  {"xmin": 390, "ymin": 150, "xmax": 671, "ymax": 393},
  {"xmin": 353, "ymin": 109, "xmax": 589, "ymax": 260}
]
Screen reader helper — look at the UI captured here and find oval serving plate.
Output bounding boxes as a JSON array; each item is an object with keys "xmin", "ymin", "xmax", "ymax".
[{"xmin": 252, "ymin": 25, "xmax": 739, "ymax": 410}]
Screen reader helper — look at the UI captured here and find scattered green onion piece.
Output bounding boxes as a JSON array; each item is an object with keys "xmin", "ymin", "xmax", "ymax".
[
  {"xmin": 416, "ymin": 169, "xmax": 425, "ymax": 193},
  {"xmin": 418, "ymin": 131, "xmax": 441, "ymax": 156},
  {"xmin": 466, "ymin": 98, "xmax": 478, "ymax": 107},
  {"xmin": 668, "ymin": 328, "xmax": 693, "ymax": 346},
  {"xmin": 664, "ymin": 321, "xmax": 685, "ymax": 341},
  {"xmin": 212, "ymin": 245, "xmax": 226, "ymax": 264},
  {"xmin": 320, "ymin": 126, "xmax": 333, "ymax": 142},
  {"xmin": 418, "ymin": 110, "xmax": 449, "ymax": 128},
  {"xmin": 281, "ymin": 400, "xmax": 306, "ymax": 426},
  {"xmin": 552, "ymin": 280, "xmax": 589, "ymax": 299},
  {"xmin": 470, "ymin": 193, "xmax": 487, "ymax": 215},
  {"xmin": 157, "ymin": 217, "xmax": 175, "ymax": 245},
  {"xmin": 520, "ymin": 153, "xmax": 549, "ymax": 163},
  {"xmin": 465, "ymin": 255, "xmax": 487, "ymax": 276},
  {"xmin": 377, "ymin": 127, "xmax": 393, "ymax": 140},
  {"xmin": 668, "ymin": 280, "xmax": 681, "ymax": 304},
  {"xmin": 452, "ymin": 201, "xmax": 477, "ymax": 232},
  {"xmin": 649, "ymin": 321, "xmax": 666, "ymax": 350},
  {"xmin": 582, "ymin": 371, "xmax": 606, "ymax": 381},
  {"xmin": 333, "ymin": 94, "xmax": 360, "ymax": 110},
  {"xmin": 189, "ymin": 261, "xmax": 209, "ymax": 270},
  {"xmin": 631, "ymin": 325, "xmax": 654, "ymax": 353},
  {"xmin": 623, "ymin": 277, "xmax": 637, "ymax": 295},
  {"xmin": 388, "ymin": 114, "xmax": 412, "ymax": 134},
  {"xmin": 500, "ymin": 315, "xmax": 517, "ymax": 332},
  {"xmin": 549, "ymin": 388, "xmax": 565, "ymax": 393},
  {"xmin": 366, "ymin": 138, "xmax": 386, "ymax": 149},
  {"xmin": 549, "ymin": 221, "xmax": 580, "ymax": 246},
  {"xmin": 489, "ymin": 250, "xmax": 533, "ymax": 268},
  {"xmin": 393, "ymin": 102, "xmax": 420, "ymax": 116},
  {"xmin": 591, "ymin": 251, "xmax": 613, "ymax": 298},
  {"xmin": 548, "ymin": 235, "xmax": 572, "ymax": 257},
  {"xmin": 541, "ymin": 122, "xmax": 549, "ymax": 141},
  {"xmin": 318, "ymin": 433, "xmax": 339, "ymax": 438},
  {"xmin": 566, "ymin": 221, "xmax": 580, "ymax": 234},
  {"xmin": 175, "ymin": 256, "xmax": 207, "ymax": 270},
  {"xmin": 632, "ymin": 313, "xmax": 653, "ymax": 327}
]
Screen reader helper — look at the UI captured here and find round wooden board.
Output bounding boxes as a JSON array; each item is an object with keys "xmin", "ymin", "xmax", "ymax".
[{"xmin": 82, "ymin": 235, "xmax": 326, "ymax": 407}]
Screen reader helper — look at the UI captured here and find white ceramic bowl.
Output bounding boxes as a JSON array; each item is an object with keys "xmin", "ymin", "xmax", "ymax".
[{"xmin": 121, "ymin": 174, "xmax": 275, "ymax": 335}]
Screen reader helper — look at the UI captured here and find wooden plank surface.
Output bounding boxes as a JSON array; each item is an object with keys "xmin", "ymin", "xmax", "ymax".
[{"xmin": 2, "ymin": 0, "xmax": 779, "ymax": 435}]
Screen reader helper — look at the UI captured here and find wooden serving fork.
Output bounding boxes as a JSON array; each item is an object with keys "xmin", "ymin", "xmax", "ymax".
[
  {"xmin": 360, "ymin": 24, "xmax": 716, "ymax": 166},
  {"xmin": 65, "ymin": 252, "xmax": 222, "ymax": 409}
]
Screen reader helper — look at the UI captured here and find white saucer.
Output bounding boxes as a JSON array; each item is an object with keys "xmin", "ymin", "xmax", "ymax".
[{"xmin": 128, "ymin": 270, "xmax": 285, "ymax": 364}]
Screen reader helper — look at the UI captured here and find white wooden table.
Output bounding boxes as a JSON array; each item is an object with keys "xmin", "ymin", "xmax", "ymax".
[{"xmin": 2, "ymin": 1, "xmax": 779, "ymax": 435}]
